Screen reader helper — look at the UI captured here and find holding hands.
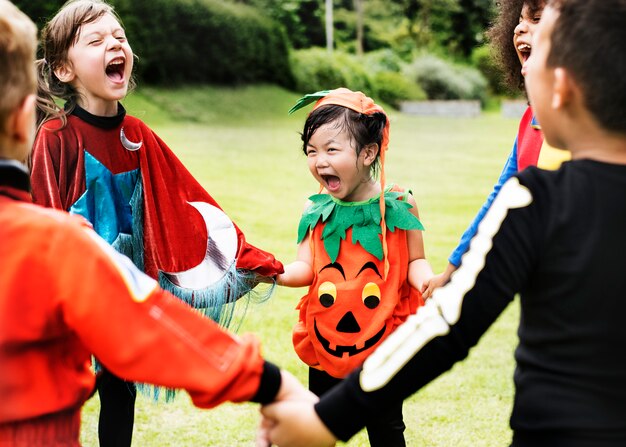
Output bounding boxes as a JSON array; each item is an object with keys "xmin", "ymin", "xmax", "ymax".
[
  {"xmin": 422, "ymin": 262, "xmax": 456, "ymax": 299},
  {"xmin": 257, "ymin": 371, "xmax": 337, "ymax": 447},
  {"xmin": 257, "ymin": 400, "xmax": 337, "ymax": 447}
]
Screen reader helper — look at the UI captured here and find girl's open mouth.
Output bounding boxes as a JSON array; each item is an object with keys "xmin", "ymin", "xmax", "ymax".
[
  {"xmin": 517, "ymin": 43, "xmax": 532, "ymax": 63},
  {"xmin": 322, "ymin": 175, "xmax": 341, "ymax": 192},
  {"xmin": 106, "ymin": 59, "xmax": 125, "ymax": 82}
]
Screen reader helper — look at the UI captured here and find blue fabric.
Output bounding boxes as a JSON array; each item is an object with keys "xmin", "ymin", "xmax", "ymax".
[
  {"xmin": 448, "ymin": 140, "xmax": 519, "ymax": 267},
  {"xmin": 70, "ymin": 151, "xmax": 139, "ymax": 244}
]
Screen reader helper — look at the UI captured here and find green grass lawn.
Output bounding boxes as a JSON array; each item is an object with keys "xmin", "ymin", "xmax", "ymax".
[{"xmin": 80, "ymin": 85, "xmax": 522, "ymax": 446}]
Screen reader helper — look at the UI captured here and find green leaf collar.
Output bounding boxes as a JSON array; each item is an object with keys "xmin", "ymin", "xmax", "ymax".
[{"xmin": 297, "ymin": 189, "xmax": 424, "ymax": 262}]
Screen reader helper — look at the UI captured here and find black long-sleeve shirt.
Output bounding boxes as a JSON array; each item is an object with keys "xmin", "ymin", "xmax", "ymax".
[{"xmin": 316, "ymin": 160, "xmax": 626, "ymax": 446}]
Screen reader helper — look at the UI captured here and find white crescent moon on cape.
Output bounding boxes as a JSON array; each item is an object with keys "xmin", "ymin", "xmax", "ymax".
[
  {"xmin": 162, "ymin": 202, "xmax": 238, "ymax": 289},
  {"xmin": 120, "ymin": 127, "xmax": 143, "ymax": 151}
]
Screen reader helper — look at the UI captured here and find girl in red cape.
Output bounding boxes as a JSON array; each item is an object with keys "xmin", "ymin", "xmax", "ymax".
[
  {"xmin": 29, "ymin": 1, "xmax": 283, "ymax": 445},
  {"xmin": 278, "ymin": 88, "xmax": 433, "ymax": 446}
]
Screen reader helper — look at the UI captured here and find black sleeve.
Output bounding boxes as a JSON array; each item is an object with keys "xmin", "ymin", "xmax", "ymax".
[
  {"xmin": 250, "ymin": 361, "xmax": 282, "ymax": 404},
  {"xmin": 315, "ymin": 176, "xmax": 546, "ymax": 441}
]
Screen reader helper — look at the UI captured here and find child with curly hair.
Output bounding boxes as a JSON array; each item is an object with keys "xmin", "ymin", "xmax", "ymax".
[{"xmin": 424, "ymin": 0, "xmax": 570, "ymax": 296}]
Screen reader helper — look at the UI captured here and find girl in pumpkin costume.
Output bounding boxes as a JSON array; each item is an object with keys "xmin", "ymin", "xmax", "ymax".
[{"xmin": 278, "ymin": 88, "xmax": 433, "ymax": 446}]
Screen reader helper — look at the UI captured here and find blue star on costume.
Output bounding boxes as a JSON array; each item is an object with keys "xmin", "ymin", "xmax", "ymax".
[{"xmin": 69, "ymin": 150, "xmax": 140, "ymax": 245}]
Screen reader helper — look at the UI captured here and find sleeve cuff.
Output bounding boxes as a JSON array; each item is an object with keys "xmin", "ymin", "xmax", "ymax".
[{"xmin": 250, "ymin": 361, "xmax": 282, "ymax": 404}]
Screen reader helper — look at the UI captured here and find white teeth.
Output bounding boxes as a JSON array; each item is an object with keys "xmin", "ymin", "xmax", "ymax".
[{"xmin": 517, "ymin": 44, "xmax": 531, "ymax": 51}]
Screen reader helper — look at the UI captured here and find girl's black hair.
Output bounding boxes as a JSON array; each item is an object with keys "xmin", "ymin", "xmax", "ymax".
[
  {"xmin": 488, "ymin": 0, "xmax": 545, "ymax": 93},
  {"xmin": 301, "ymin": 105, "xmax": 386, "ymax": 176}
]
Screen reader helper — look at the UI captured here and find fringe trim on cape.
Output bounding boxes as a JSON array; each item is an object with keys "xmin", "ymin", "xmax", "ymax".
[{"xmin": 98, "ymin": 177, "xmax": 276, "ymax": 402}]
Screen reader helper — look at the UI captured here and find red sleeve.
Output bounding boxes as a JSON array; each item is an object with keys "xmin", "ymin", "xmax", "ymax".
[
  {"xmin": 139, "ymin": 125, "xmax": 284, "ymax": 278},
  {"xmin": 516, "ymin": 106, "xmax": 544, "ymax": 171},
  {"xmin": 30, "ymin": 123, "xmax": 80, "ymax": 211},
  {"xmin": 49, "ymin": 216, "xmax": 267, "ymax": 407}
]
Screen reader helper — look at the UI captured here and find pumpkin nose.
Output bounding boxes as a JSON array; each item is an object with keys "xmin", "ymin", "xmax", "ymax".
[{"xmin": 336, "ymin": 311, "xmax": 361, "ymax": 333}]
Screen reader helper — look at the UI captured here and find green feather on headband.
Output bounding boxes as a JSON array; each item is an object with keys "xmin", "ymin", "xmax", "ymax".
[{"xmin": 288, "ymin": 90, "xmax": 332, "ymax": 115}]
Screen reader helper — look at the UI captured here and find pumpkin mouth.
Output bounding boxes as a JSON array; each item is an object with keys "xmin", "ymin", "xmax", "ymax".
[{"xmin": 314, "ymin": 319, "xmax": 386, "ymax": 358}]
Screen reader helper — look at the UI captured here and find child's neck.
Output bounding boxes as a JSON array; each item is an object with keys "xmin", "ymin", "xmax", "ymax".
[
  {"xmin": 570, "ymin": 139, "xmax": 626, "ymax": 165},
  {"xmin": 76, "ymin": 98, "xmax": 120, "ymax": 118},
  {"xmin": 330, "ymin": 179, "xmax": 381, "ymax": 203},
  {"xmin": 566, "ymin": 124, "xmax": 626, "ymax": 165},
  {"xmin": 0, "ymin": 137, "xmax": 28, "ymax": 164}
]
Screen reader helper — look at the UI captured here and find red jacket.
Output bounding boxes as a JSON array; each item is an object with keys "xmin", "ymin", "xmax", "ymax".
[{"xmin": 0, "ymin": 161, "xmax": 280, "ymax": 444}]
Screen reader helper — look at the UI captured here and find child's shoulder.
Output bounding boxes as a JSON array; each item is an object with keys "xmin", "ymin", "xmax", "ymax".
[
  {"xmin": 17, "ymin": 202, "xmax": 89, "ymax": 235},
  {"xmin": 38, "ymin": 116, "xmax": 66, "ymax": 134},
  {"xmin": 385, "ymin": 183, "xmax": 416, "ymax": 205},
  {"xmin": 388, "ymin": 183, "xmax": 404, "ymax": 192},
  {"xmin": 123, "ymin": 114, "xmax": 151, "ymax": 130},
  {"xmin": 387, "ymin": 183, "xmax": 409, "ymax": 194},
  {"xmin": 513, "ymin": 161, "xmax": 585, "ymax": 210}
]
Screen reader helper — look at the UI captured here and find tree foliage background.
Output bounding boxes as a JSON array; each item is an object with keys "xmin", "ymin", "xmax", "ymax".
[
  {"xmin": 14, "ymin": 0, "xmax": 505, "ymax": 100},
  {"xmin": 232, "ymin": 0, "xmax": 494, "ymax": 59}
]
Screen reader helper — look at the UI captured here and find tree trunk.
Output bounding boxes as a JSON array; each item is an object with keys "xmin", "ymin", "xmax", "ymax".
[
  {"xmin": 325, "ymin": 0, "xmax": 333, "ymax": 54},
  {"xmin": 354, "ymin": 0, "xmax": 364, "ymax": 56}
]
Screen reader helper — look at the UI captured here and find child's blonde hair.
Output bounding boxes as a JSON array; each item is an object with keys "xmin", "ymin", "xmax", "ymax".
[
  {"xmin": 36, "ymin": 0, "xmax": 132, "ymax": 128},
  {"xmin": 0, "ymin": 0, "xmax": 37, "ymax": 138}
]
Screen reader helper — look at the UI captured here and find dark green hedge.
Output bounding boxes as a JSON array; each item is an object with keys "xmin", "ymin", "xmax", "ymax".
[
  {"xmin": 115, "ymin": 0, "xmax": 293, "ymax": 86},
  {"xmin": 290, "ymin": 48, "xmax": 427, "ymax": 110},
  {"xmin": 14, "ymin": 0, "xmax": 294, "ymax": 87}
]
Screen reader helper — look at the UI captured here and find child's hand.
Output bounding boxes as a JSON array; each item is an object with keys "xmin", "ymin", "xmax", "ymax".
[
  {"xmin": 257, "ymin": 399, "xmax": 336, "ymax": 447},
  {"xmin": 276, "ymin": 261, "xmax": 314, "ymax": 288},
  {"xmin": 257, "ymin": 370, "xmax": 326, "ymax": 447},
  {"xmin": 274, "ymin": 369, "xmax": 318, "ymax": 404},
  {"xmin": 422, "ymin": 274, "xmax": 445, "ymax": 299},
  {"xmin": 422, "ymin": 263, "xmax": 457, "ymax": 299}
]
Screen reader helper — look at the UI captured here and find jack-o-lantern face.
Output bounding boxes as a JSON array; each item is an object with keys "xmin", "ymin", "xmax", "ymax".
[
  {"xmin": 305, "ymin": 248, "xmax": 404, "ymax": 377},
  {"xmin": 293, "ymin": 211, "xmax": 419, "ymax": 379},
  {"xmin": 313, "ymin": 262, "xmax": 387, "ymax": 358}
]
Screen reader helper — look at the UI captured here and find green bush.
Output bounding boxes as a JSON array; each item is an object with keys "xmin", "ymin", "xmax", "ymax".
[
  {"xmin": 404, "ymin": 53, "xmax": 488, "ymax": 103},
  {"xmin": 363, "ymin": 49, "xmax": 407, "ymax": 74},
  {"xmin": 290, "ymin": 48, "xmax": 373, "ymax": 94},
  {"xmin": 371, "ymin": 71, "xmax": 426, "ymax": 108},
  {"xmin": 290, "ymin": 48, "xmax": 425, "ymax": 110},
  {"xmin": 471, "ymin": 45, "xmax": 507, "ymax": 96},
  {"xmin": 110, "ymin": 0, "xmax": 293, "ymax": 86}
]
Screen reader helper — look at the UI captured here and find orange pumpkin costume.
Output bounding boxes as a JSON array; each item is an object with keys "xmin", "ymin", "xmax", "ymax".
[{"xmin": 290, "ymin": 89, "xmax": 426, "ymax": 378}]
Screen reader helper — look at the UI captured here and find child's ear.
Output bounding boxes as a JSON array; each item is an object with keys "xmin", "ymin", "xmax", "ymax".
[
  {"xmin": 552, "ymin": 67, "xmax": 573, "ymax": 110},
  {"xmin": 54, "ymin": 62, "xmax": 75, "ymax": 83},
  {"xmin": 4, "ymin": 94, "xmax": 37, "ymax": 162},
  {"xmin": 11, "ymin": 94, "xmax": 37, "ymax": 145},
  {"xmin": 362, "ymin": 143, "xmax": 379, "ymax": 166}
]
